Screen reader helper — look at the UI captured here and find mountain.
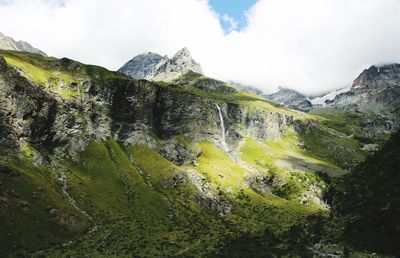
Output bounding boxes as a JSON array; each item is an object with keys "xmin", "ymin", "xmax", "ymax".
[
  {"xmin": 0, "ymin": 49, "xmax": 366, "ymax": 257},
  {"xmin": 228, "ymin": 81, "xmax": 265, "ymax": 96},
  {"xmin": 117, "ymin": 52, "xmax": 168, "ymax": 80},
  {"xmin": 352, "ymin": 64, "xmax": 400, "ymax": 90},
  {"xmin": 119, "ymin": 47, "xmax": 203, "ymax": 81},
  {"xmin": 313, "ymin": 64, "xmax": 400, "ymax": 138},
  {"xmin": 308, "ymin": 64, "xmax": 400, "ymax": 142},
  {"xmin": 263, "ymin": 87, "xmax": 312, "ymax": 111},
  {"xmin": 310, "ymin": 86, "xmax": 350, "ymax": 107},
  {"xmin": 264, "ymin": 63, "xmax": 400, "ymax": 115},
  {"xmin": 0, "ymin": 49, "xmax": 396, "ymax": 257},
  {"xmin": 0, "ymin": 32, "xmax": 47, "ymax": 57},
  {"xmin": 329, "ymin": 64, "xmax": 400, "ymax": 113}
]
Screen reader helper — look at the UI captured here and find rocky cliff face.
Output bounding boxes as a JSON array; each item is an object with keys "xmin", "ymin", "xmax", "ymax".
[
  {"xmin": 330, "ymin": 64, "xmax": 400, "ymax": 113},
  {"xmin": 264, "ymin": 87, "xmax": 312, "ymax": 112},
  {"xmin": 119, "ymin": 47, "xmax": 203, "ymax": 81},
  {"xmin": 117, "ymin": 52, "xmax": 168, "ymax": 80},
  {"xmin": 324, "ymin": 64, "xmax": 400, "ymax": 135},
  {"xmin": 352, "ymin": 64, "xmax": 400, "ymax": 90},
  {"xmin": 0, "ymin": 52, "xmax": 293, "ymax": 167},
  {"xmin": 0, "ymin": 32, "xmax": 47, "ymax": 56}
]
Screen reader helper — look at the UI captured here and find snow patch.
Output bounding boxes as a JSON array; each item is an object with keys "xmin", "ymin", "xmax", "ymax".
[{"xmin": 310, "ymin": 86, "xmax": 351, "ymax": 106}]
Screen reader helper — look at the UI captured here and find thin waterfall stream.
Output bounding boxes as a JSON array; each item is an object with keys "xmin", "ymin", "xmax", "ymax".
[
  {"xmin": 215, "ymin": 103, "xmax": 228, "ymax": 152},
  {"xmin": 50, "ymin": 160, "xmax": 92, "ymax": 219}
]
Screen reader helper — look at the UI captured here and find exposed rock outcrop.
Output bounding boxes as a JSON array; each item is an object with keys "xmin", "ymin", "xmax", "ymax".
[
  {"xmin": 331, "ymin": 64, "xmax": 400, "ymax": 114},
  {"xmin": 264, "ymin": 87, "xmax": 312, "ymax": 112},
  {"xmin": 119, "ymin": 47, "xmax": 203, "ymax": 81},
  {"xmin": 327, "ymin": 64, "xmax": 400, "ymax": 135},
  {"xmin": 0, "ymin": 54, "xmax": 291, "ymax": 166},
  {"xmin": 117, "ymin": 52, "xmax": 168, "ymax": 80}
]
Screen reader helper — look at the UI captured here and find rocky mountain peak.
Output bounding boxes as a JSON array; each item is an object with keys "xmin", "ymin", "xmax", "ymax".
[
  {"xmin": 0, "ymin": 32, "xmax": 47, "ymax": 57},
  {"xmin": 118, "ymin": 51, "xmax": 168, "ymax": 80},
  {"xmin": 119, "ymin": 47, "xmax": 203, "ymax": 81},
  {"xmin": 329, "ymin": 63, "xmax": 400, "ymax": 114},
  {"xmin": 142, "ymin": 52, "xmax": 166, "ymax": 59},
  {"xmin": 173, "ymin": 47, "xmax": 191, "ymax": 59},
  {"xmin": 352, "ymin": 63, "xmax": 400, "ymax": 89}
]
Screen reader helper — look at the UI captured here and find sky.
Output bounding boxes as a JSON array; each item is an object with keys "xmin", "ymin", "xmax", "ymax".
[
  {"xmin": 0, "ymin": 0, "xmax": 400, "ymax": 95},
  {"xmin": 209, "ymin": 0, "xmax": 257, "ymax": 32}
]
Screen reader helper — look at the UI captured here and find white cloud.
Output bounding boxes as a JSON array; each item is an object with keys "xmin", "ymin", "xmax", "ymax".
[
  {"xmin": 0, "ymin": 0, "xmax": 400, "ymax": 95},
  {"xmin": 221, "ymin": 14, "xmax": 238, "ymax": 32}
]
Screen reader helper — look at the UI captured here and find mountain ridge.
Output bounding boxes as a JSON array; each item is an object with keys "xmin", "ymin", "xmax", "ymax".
[
  {"xmin": 328, "ymin": 63, "xmax": 400, "ymax": 114},
  {"xmin": 264, "ymin": 87, "xmax": 313, "ymax": 112},
  {"xmin": 0, "ymin": 32, "xmax": 47, "ymax": 57},
  {"xmin": 119, "ymin": 47, "xmax": 203, "ymax": 81}
]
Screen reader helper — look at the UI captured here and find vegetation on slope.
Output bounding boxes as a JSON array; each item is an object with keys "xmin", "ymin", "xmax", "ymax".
[
  {"xmin": 332, "ymin": 130, "xmax": 400, "ymax": 255},
  {"xmin": 0, "ymin": 153, "xmax": 88, "ymax": 256},
  {"xmin": 238, "ymin": 133, "xmax": 338, "ymax": 204},
  {"xmin": 27, "ymin": 140, "xmax": 323, "ymax": 257},
  {"xmin": 158, "ymin": 71, "xmax": 309, "ymax": 119},
  {"xmin": 310, "ymin": 107, "xmax": 391, "ymax": 145},
  {"xmin": 0, "ymin": 49, "xmax": 129, "ymax": 100}
]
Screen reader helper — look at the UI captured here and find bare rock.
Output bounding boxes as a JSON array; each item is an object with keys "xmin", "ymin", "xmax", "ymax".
[{"xmin": 119, "ymin": 47, "xmax": 203, "ymax": 81}]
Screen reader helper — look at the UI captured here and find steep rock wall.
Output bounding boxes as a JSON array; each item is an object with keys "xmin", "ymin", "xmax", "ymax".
[{"xmin": 0, "ymin": 55, "xmax": 292, "ymax": 164}]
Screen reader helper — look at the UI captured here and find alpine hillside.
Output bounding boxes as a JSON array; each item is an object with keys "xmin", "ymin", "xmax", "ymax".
[{"xmin": 0, "ymin": 43, "xmax": 398, "ymax": 257}]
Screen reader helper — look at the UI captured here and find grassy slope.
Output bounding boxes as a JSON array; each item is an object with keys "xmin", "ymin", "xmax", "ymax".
[
  {"xmin": 310, "ymin": 107, "xmax": 390, "ymax": 144},
  {"xmin": 159, "ymin": 72, "xmax": 309, "ymax": 120},
  {"xmin": 159, "ymin": 73, "xmax": 366, "ymax": 171},
  {"xmin": 29, "ymin": 141, "xmax": 320, "ymax": 257},
  {"xmin": 0, "ymin": 49, "xmax": 127, "ymax": 100},
  {"xmin": 333, "ymin": 130, "xmax": 400, "ymax": 255},
  {"xmin": 0, "ymin": 152, "xmax": 88, "ymax": 256},
  {"xmin": 238, "ymin": 133, "xmax": 337, "ymax": 203}
]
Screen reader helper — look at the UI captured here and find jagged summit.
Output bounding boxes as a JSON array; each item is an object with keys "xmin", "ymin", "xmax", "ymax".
[
  {"xmin": 118, "ymin": 47, "xmax": 203, "ymax": 81},
  {"xmin": 352, "ymin": 63, "xmax": 400, "ymax": 89},
  {"xmin": 118, "ymin": 52, "xmax": 168, "ymax": 80},
  {"xmin": 173, "ymin": 47, "xmax": 192, "ymax": 59},
  {"xmin": 0, "ymin": 32, "xmax": 47, "ymax": 57},
  {"xmin": 329, "ymin": 63, "xmax": 400, "ymax": 114}
]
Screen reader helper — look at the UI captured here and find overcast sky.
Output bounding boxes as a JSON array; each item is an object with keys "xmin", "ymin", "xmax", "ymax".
[{"xmin": 1, "ymin": 0, "xmax": 400, "ymax": 95}]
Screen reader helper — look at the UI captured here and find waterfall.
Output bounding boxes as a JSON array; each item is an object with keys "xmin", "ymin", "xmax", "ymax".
[{"xmin": 215, "ymin": 103, "xmax": 228, "ymax": 152}]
